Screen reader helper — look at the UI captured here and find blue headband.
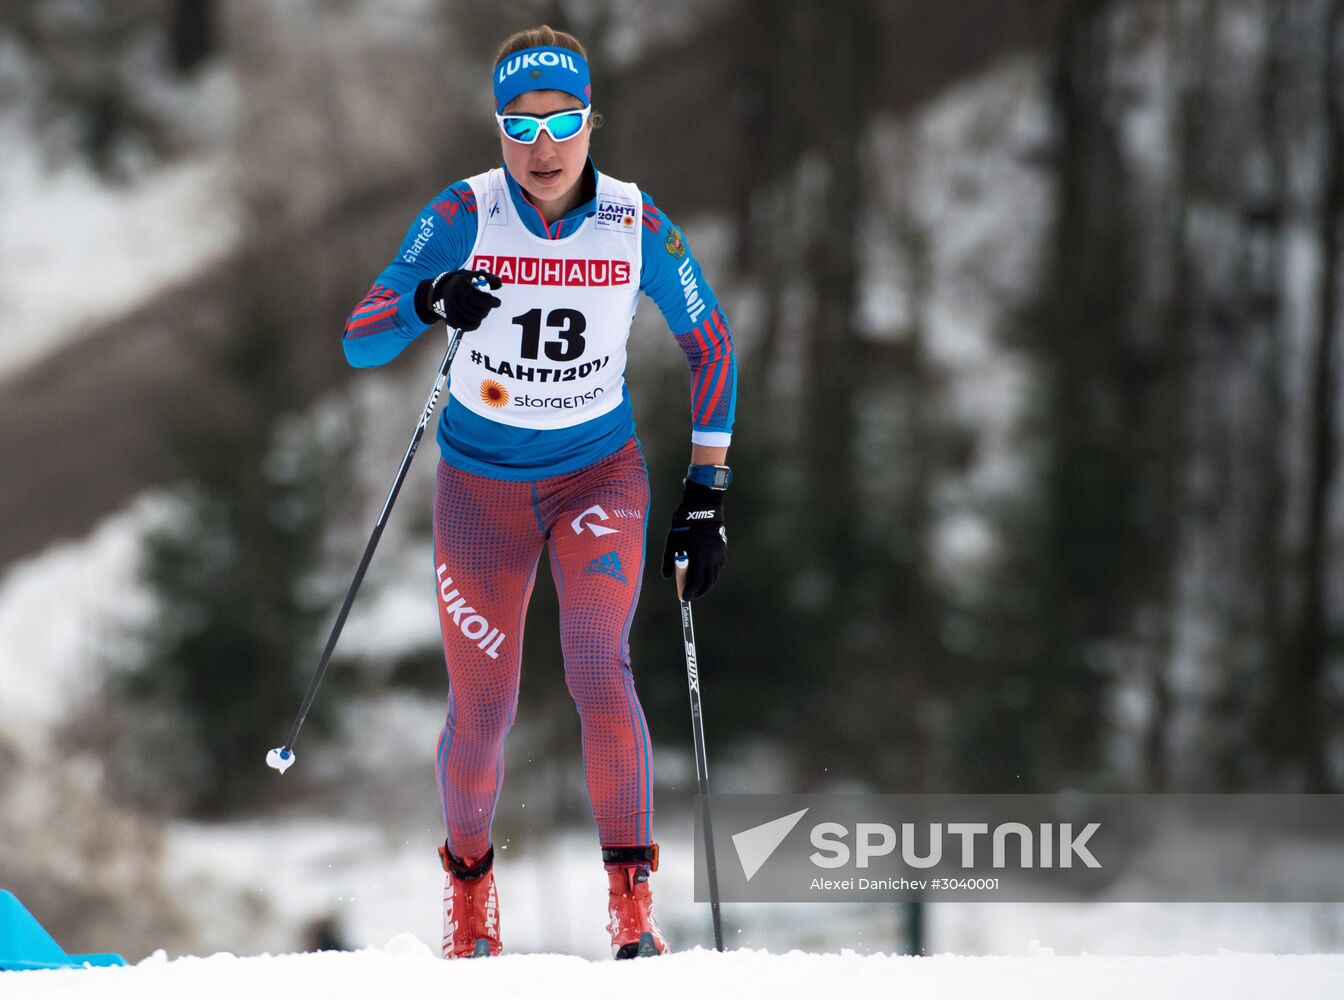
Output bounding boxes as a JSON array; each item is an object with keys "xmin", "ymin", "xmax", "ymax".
[{"xmin": 493, "ymin": 45, "xmax": 591, "ymax": 112}]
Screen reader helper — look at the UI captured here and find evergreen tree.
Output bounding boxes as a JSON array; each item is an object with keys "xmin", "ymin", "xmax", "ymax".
[{"xmin": 116, "ymin": 262, "xmax": 345, "ymax": 816}]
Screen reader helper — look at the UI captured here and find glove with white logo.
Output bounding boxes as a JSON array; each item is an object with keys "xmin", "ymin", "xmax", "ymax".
[
  {"xmin": 661, "ymin": 481, "xmax": 727, "ymax": 601},
  {"xmin": 414, "ymin": 269, "xmax": 502, "ymax": 331}
]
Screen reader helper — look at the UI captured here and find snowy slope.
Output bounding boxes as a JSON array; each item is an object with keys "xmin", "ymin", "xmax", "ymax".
[
  {"xmin": 4, "ymin": 946, "xmax": 1341, "ymax": 1000},
  {"xmin": 5, "ymin": 39, "xmax": 1344, "ymax": 975},
  {"xmin": 0, "ymin": 110, "xmax": 239, "ymax": 377}
]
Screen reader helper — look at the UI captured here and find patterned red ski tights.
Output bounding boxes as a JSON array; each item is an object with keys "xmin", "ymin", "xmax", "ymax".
[{"xmin": 432, "ymin": 439, "xmax": 654, "ymax": 860}]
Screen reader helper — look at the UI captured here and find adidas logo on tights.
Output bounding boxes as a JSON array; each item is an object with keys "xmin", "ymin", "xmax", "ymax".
[{"xmin": 584, "ymin": 551, "xmax": 628, "ymax": 584}]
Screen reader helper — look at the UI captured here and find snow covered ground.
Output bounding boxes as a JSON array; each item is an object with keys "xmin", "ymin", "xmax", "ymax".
[{"xmin": 4, "ymin": 946, "xmax": 1342, "ymax": 1000}]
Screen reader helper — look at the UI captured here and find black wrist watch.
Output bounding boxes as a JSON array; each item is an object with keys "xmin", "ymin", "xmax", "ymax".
[{"xmin": 686, "ymin": 464, "xmax": 732, "ymax": 490}]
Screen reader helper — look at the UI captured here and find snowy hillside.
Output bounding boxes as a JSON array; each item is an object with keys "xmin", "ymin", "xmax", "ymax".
[
  {"xmin": 6, "ymin": 1, "xmax": 1344, "ymax": 977},
  {"xmin": 0, "ymin": 69, "xmax": 239, "ymax": 377},
  {"xmin": 5, "ymin": 946, "xmax": 1342, "ymax": 1000}
]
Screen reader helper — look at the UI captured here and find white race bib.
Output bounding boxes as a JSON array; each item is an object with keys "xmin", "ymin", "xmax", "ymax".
[{"xmin": 449, "ymin": 168, "xmax": 643, "ymax": 430}]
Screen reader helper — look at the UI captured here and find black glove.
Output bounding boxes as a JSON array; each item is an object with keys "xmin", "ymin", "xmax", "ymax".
[
  {"xmin": 661, "ymin": 481, "xmax": 727, "ymax": 601},
  {"xmin": 414, "ymin": 269, "xmax": 502, "ymax": 331}
]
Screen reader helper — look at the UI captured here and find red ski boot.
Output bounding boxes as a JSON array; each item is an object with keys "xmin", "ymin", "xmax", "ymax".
[
  {"xmin": 438, "ymin": 844, "xmax": 501, "ymax": 958},
  {"xmin": 603, "ymin": 845, "xmax": 669, "ymax": 959}
]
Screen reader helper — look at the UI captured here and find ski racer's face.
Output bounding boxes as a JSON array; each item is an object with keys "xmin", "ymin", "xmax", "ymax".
[{"xmin": 499, "ymin": 90, "xmax": 592, "ymax": 215}]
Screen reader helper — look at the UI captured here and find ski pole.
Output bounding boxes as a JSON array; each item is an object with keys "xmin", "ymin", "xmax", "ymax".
[
  {"xmin": 266, "ymin": 324, "xmax": 466, "ymax": 774},
  {"xmin": 675, "ymin": 554, "xmax": 725, "ymax": 952}
]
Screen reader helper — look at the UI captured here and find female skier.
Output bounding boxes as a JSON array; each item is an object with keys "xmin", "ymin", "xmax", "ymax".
[{"xmin": 341, "ymin": 25, "xmax": 736, "ymax": 959}]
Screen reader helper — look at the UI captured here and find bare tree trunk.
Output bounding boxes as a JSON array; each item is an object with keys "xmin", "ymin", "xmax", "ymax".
[
  {"xmin": 736, "ymin": 0, "xmax": 797, "ymax": 396},
  {"xmin": 169, "ymin": 0, "xmax": 217, "ymax": 75},
  {"xmin": 887, "ymin": 138, "xmax": 942, "ymax": 790},
  {"xmin": 803, "ymin": 0, "xmax": 868, "ymax": 585},
  {"xmin": 1026, "ymin": 0, "xmax": 1128, "ymax": 784},
  {"xmin": 1285, "ymin": 0, "xmax": 1343, "ymax": 789},
  {"xmin": 1142, "ymin": 0, "xmax": 1211, "ymax": 792},
  {"xmin": 1236, "ymin": 0, "xmax": 1294, "ymax": 786}
]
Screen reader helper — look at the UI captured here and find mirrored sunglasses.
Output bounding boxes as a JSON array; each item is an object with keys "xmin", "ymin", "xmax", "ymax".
[{"xmin": 495, "ymin": 106, "xmax": 592, "ymax": 144}]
